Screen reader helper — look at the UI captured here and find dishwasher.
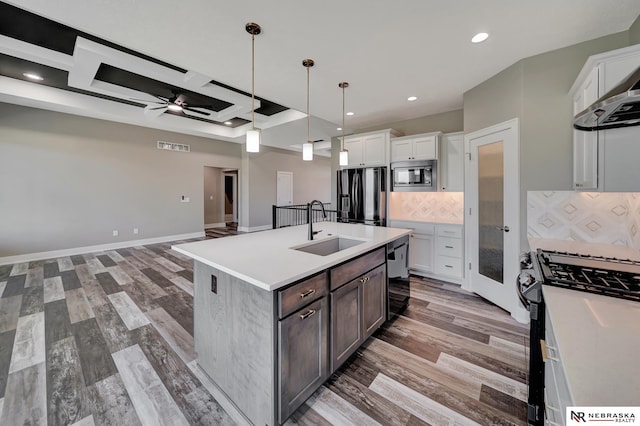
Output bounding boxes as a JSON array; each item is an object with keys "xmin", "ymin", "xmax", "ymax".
[{"xmin": 386, "ymin": 235, "xmax": 410, "ymax": 320}]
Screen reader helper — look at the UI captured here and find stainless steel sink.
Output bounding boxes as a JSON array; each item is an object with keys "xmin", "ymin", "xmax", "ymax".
[{"xmin": 292, "ymin": 236, "xmax": 365, "ymax": 256}]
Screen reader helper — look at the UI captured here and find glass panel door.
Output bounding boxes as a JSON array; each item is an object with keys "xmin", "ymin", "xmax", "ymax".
[{"xmin": 478, "ymin": 141, "xmax": 504, "ymax": 284}]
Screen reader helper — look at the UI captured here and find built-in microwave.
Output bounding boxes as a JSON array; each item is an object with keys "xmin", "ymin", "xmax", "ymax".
[{"xmin": 391, "ymin": 160, "xmax": 437, "ymax": 192}]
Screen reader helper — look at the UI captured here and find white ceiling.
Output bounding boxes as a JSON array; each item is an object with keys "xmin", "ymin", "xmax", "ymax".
[{"xmin": 5, "ymin": 0, "xmax": 640, "ymax": 152}]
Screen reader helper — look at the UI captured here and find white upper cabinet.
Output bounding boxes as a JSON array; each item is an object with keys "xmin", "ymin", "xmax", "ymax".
[
  {"xmin": 439, "ymin": 132, "xmax": 464, "ymax": 192},
  {"xmin": 572, "ymin": 67, "xmax": 599, "ymax": 190},
  {"xmin": 341, "ymin": 129, "xmax": 400, "ymax": 167},
  {"xmin": 391, "ymin": 133, "xmax": 440, "ymax": 162},
  {"xmin": 570, "ymin": 44, "xmax": 640, "ymax": 191}
]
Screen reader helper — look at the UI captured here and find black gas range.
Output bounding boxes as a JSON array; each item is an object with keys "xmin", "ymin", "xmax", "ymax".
[{"xmin": 518, "ymin": 248, "xmax": 640, "ymax": 425}]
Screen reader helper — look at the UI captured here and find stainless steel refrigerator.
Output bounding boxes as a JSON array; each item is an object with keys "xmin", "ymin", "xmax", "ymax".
[{"xmin": 337, "ymin": 167, "xmax": 386, "ymax": 226}]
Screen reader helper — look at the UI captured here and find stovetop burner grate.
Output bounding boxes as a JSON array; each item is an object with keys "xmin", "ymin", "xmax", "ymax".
[{"xmin": 536, "ymin": 250, "xmax": 640, "ymax": 302}]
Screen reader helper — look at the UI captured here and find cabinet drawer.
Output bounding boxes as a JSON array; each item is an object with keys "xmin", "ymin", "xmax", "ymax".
[
  {"xmin": 435, "ymin": 255, "xmax": 463, "ymax": 277},
  {"xmin": 330, "ymin": 247, "xmax": 385, "ymax": 291},
  {"xmin": 435, "ymin": 236, "xmax": 463, "ymax": 257},
  {"xmin": 437, "ymin": 224, "xmax": 463, "ymax": 238},
  {"xmin": 279, "ymin": 271, "xmax": 328, "ymax": 319}
]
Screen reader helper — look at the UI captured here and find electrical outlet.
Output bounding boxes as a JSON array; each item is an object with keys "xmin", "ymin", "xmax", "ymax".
[
  {"xmin": 112, "ymin": 230, "xmax": 119, "ymax": 237},
  {"xmin": 133, "ymin": 228, "xmax": 139, "ymax": 235}
]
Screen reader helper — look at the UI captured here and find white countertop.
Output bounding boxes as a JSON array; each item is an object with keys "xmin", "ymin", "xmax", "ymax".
[
  {"xmin": 172, "ymin": 223, "xmax": 411, "ymax": 291},
  {"xmin": 543, "ymin": 285, "xmax": 640, "ymax": 405}
]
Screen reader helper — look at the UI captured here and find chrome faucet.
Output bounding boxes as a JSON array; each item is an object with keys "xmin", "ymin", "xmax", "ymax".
[{"xmin": 307, "ymin": 200, "xmax": 327, "ymax": 240}]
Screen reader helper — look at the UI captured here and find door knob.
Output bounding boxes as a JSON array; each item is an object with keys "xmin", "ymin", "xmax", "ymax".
[{"xmin": 496, "ymin": 226, "xmax": 510, "ymax": 232}]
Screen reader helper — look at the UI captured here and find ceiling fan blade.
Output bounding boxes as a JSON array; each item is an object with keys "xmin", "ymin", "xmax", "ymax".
[
  {"xmin": 148, "ymin": 106, "xmax": 167, "ymax": 111},
  {"xmin": 184, "ymin": 104, "xmax": 212, "ymax": 109},
  {"xmin": 183, "ymin": 107, "xmax": 211, "ymax": 116},
  {"xmin": 130, "ymin": 98, "xmax": 166, "ymax": 105}
]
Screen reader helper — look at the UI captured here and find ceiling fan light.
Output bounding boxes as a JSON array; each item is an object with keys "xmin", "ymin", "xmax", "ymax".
[
  {"xmin": 167, "ymin": 103, "xmax": 182, "ymax": 112},
  {"xmin": 303, "ymin": 142, "xmax": 313, "ymax": 161},
  {"xmin": 246, "ymin": 128, "xmax": 260, "ymax": 152},
  {"xmin": 339, "ymin": 149, "xmax": 349, "ymax": 166}
]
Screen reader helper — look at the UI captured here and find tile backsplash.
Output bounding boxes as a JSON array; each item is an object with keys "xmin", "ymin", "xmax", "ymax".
[
  {"xmin": 389, "ymin": 192, "xmax": 464, "ymax": 223},
  {"xmin": 527, "ymin": 191, "xmax": 640, "ymax": 248}
]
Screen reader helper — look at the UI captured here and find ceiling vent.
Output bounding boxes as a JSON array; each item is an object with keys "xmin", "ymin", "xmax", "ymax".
[{"xmin": 157, "ymin": 141, "xmax": 190, "ymax": 152}]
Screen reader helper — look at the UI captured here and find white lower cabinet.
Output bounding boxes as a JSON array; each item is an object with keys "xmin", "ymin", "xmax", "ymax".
[
  {"xmin": 543, "ymin": 309, "xmax": 573, "ymax": 426},
  {"xmin": 389, "ymin": 221, "xmax": 463, "ymax": 283},
  {"xmin": 410, "ymin": 231, "xmax": 434, "ymax": 272}
]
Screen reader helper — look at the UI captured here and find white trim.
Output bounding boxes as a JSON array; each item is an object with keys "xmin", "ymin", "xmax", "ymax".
[
  {"xmin": 0, "ymin": 231, "xmax": 204, "ymax": 266},
  {"xmin": 237, "ymin": 225, "xmax": 272, "ymax": 233},
  {"xmin": 204, "ymin": 223, "xmax": 227, "ymax": 229}
]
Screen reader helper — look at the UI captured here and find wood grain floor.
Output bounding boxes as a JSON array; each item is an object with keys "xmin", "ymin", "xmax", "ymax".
[{"xmin": 0, "ymin": 225, "xmax": 529, "ymax": 425}]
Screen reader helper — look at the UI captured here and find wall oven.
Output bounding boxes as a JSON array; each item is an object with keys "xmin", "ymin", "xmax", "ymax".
[{"xmin": 391, "ymin": 160, "xmax": 437, "ymax": 192}]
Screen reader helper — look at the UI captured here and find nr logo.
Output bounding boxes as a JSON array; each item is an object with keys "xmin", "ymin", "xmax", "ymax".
[{"xmin": 571, "ymin": 411, "xmax": 586, "ymax": 422}]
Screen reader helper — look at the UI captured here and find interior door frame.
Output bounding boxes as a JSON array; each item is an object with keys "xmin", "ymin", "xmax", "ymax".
[{"xmin": 463, "ymin": 118, "xmax": 528, "ymax": 323}]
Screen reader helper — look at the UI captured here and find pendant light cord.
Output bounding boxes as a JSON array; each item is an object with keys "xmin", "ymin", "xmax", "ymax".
[
  {"xmin": 307, "ymin": 65, "xmax": 310, "ymax": 143},
  {"xmin": 251, "ymin": 33, "xmax": 255, "ymax": 130},
  {"xmin": 341, "ymin": 84, "xmax": 345, "ymax": 149}
]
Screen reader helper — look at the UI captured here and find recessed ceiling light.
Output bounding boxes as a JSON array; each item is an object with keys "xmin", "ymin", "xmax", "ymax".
[
  {"xmin": 407, "ymin": 96, "xmax": 417, "ymax": 102},
  {"xmin": 224, "ymin": 121, "xmax": 233, "ymax": 125},
  {"xmin": 346, "ymin": 112, "xmax": 354, "ymax": 116},
  {"xmin": 23, "ymin": 72, "xmax": 43, "ymax": 81},
  {"xmin": 337, "ymin": 127, "xmax": 342, "ymax": 131},
  {"xmin": 167, "ymin": 104, "xmax": 183, "ymax": 112},
  {"xmin": 471, "ymin": 32, "xmax": 489, "ymax": 43}
]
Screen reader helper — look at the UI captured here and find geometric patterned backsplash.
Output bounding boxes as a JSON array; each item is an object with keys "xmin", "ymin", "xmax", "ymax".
[
  {"xmin": 389, "ymin": 191, "xmax": 464, "ymax": 223},
  {"xmin": 527, "ymin": 191, "xmax": 640, "ymax": 248}
]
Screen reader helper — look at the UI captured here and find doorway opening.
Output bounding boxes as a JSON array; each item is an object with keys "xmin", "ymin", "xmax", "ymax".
[{"xmin": 203, "ymin": 167, "xmax": 238, "ymax": 231}]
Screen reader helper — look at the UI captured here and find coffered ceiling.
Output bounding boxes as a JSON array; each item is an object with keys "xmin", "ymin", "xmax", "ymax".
[{"xmin": 1, "ymin": 0, "xmax": 640, "ymax": 154}]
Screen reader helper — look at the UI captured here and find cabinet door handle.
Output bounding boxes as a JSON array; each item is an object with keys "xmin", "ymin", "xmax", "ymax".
[
  {"xmin": 300, "ymin": 289, "xmax": 316, "ymax": 298},
  {"xmin": 445, "ymin": 265, "xmax": 453, "ymax": 268},
  {"xmin": 300, "ymin": 309, "xmax": 316, "ymax": 320},
  {"xmin": 540, "ymin": 339, "xmax": 559, "ymax": 362},
  {"xmin": 445, "ymin": 245, "xmax": 454, "ymax": 249},
  {"xmin": 360, "ymin": 276, "xmax": 370, "ymax": 283}
]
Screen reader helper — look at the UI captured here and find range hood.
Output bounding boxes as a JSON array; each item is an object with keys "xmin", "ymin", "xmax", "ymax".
[{"xmin": 574, "ymin": 66, "xmax": 640, "ymax": 131}]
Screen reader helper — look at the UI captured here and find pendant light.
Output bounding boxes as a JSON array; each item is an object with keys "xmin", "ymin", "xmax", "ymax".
[
  {"xmin": 302, "ymin": 59, "xmax": 315, "ymax": 161},
  {"xmin": 339, "ymin": 82, "xmax": 349, "ymax": 166},
  {"xmin": 245, "ymin": 22, "xmax": 261, "ymax": 153}
]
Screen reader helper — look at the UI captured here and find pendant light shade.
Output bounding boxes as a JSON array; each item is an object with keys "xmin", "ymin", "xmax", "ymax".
[
  {"xmin": 339, "ymin": 150, "xmax": 349, "ymax": 166},
  {"xmin": 246, "ymin": 22, "xmax": 261, "ymax": 153},
  {"xmin": 246, "ymin": 129, "xmax": 260, "ymax": 152},
  {"xmin": 339, "ymin": 81, "xmax": 349, "ymax": 166},
  {"xmin": 302, "ymin": 142, "xmax": 313, "ymax": 161},
  {"xmin": 302, "ymin": 59, "xmax": 315, "ymax": 161}
]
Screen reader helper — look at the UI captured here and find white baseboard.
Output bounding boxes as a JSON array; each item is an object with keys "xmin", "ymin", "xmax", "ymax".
[
  {"xmin": 204, "ymin": 223, "xmax": 227, "ymax": 229},
  {"xmin": 0, "ymin": 231, "xmax": 205, "ymax": 266},
  {"xmin": 237, "ymin": 224, "xmax": 272, "ymax": 233}
]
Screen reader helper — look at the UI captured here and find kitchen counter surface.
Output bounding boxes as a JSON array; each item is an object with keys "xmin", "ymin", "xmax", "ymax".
[
  {"xmin": 173, "ymin": 222, "xmax": 410, "ymax": 291},
  {"xmin": 543, "ymin": 285, "xmax": 640, "ymax": 405}
]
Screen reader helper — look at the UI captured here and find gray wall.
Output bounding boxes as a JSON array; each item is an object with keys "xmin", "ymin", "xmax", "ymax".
[
  {"xmin": 463, "ymin": 31, "xmax": 631, "ymax": 250},
  {"xmin": 0, "ymin": 103, "xmax": 241, "ymax": 257},
  {"xmin": 355, "ymin": 109, "xmax": 463, "ymax": 136},
  {"xmin": 630, "ymin": 14, "xmax": 640, "ymax": 45},
  {"xmin": 203, "ymin": 166, "xmax": 224, "ymax": 226},
  {"xmin": 242, "ymin": 146, "xmax": 332, "ymax": 229}
]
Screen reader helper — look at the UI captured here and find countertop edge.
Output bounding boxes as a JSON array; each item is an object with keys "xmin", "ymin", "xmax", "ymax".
[{"xmin": 172, "ymin": 227, "xmax": 411, "ymax": 292}]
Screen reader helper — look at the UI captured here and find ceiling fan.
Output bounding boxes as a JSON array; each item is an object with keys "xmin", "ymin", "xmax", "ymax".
[{"xmin": 131, "ymin": 91, "xmax": 212, "ymax": 117}]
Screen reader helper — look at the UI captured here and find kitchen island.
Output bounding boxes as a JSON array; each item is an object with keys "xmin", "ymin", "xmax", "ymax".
[{"xmin": 172, "ymin": 222, "xmax": 411, "ymax": 425}]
